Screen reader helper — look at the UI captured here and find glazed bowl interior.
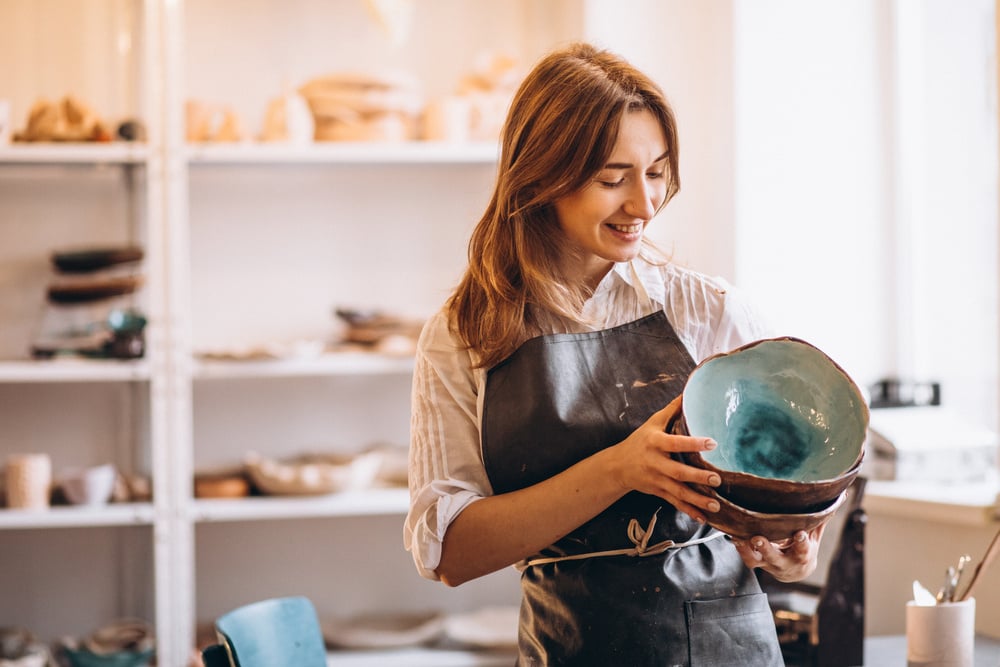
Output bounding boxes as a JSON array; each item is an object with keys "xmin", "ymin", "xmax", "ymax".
[{"xmin": 683, "ymin": 337, "xmax": 868, "ymax": 485}]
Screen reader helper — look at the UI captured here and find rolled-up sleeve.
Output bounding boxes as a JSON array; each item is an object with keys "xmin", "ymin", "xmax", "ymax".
[{"xmin": 404, "ymin": 311, "xmax": 493, "ymax": 580}]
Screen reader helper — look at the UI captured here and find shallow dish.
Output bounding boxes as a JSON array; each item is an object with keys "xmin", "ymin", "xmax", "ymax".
[{"xmin": 679, "ymin": 337, "xmax": 868, "ymax": 514}]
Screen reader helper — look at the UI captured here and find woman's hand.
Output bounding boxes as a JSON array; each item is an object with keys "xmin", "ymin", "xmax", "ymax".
[
  {"xmin": 604, "ymin": 396, "xmax": 723, "ymax": 525},
  {"xmin": 731, "ymin": 523, "xmax": 826, "ymax": 582}
]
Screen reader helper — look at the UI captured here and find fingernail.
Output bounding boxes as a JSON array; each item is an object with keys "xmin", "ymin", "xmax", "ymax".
[
  {"xmin": 707, "ymin": 474, "xmax": 721, "ymax": 487},
  {"xmin": 795, "ymin": 531, "xmax": 807, "ymax": 542},
  {"xmin": 707, "ymin": 500, "xmax": 720, "ymax": 513},
  {"xmin": 703, "ymin": 438, "xmax": 717, "ymax": 450},
  {"xmin": 752, "ymin": 538, "xmax": 765, "ymax": 549}
]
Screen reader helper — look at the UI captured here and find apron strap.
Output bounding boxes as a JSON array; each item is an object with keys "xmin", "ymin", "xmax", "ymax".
[{"xmin": 525, "ymin": 508, "xmax": 725, "ymax": 568}]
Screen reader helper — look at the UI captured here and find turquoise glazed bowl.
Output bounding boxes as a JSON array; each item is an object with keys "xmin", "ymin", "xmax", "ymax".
[{"xmin": 678, "ymin": 337, "xmax": 868, "ymax": 514}]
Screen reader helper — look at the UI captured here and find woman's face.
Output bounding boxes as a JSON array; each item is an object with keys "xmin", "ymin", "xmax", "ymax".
[{"xmin": 552, "ymin": 108, "xmax": 669, "ymax": 287}]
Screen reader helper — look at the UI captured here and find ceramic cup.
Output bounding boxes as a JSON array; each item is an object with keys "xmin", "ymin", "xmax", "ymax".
[
  {"xmin": 61, "ymin": 463, "xmax": 117, "ymax": 506},
  {"xmin": 4, "ymin": 454, "xmax": 52, "ymax": 510},
  {"xmin": 423, "ymin": 96, "xmax": 471, "ymax": 142},
  {"xmin": 906, "ymin": 597, "xmax": 975, "ymax": 667}
]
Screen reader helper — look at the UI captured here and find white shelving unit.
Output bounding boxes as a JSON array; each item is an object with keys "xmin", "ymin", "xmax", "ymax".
[
  {"xmin": 186, "ymin": 141, "xmax": 499, "ymax": 165},
  {"xmin": 0, "ymin": 503, "xmax": 157, "ymax": 530},
  {"xmin": 0, "ymin": 1, "xmax": 594, "ymax": 663},
  {"xmin": 0, "ymin": 359, "xmax": 152, "ymax": 383},
  {"xmin": 192, "ymin": 353, "xmax": 414, "ymax": 380},
  {"xmin": 190, "ymin": 488, "xmax": 410, "ymax": 524},
  {"xmin": 0, "ymin": 0, "xmax": 174, "ymax": 661},
  {"xmin": 0, "ymin": 144, "xmax": 151, "ymax": 164}
]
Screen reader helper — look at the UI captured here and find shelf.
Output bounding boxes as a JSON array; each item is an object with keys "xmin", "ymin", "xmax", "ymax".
[
  {"xmin": 0, "ymin": 143, "xmax": 150, "ymax": 165},
  {"xmin": 185, "ymin": 141, "xmax": 499, "ymax": 165},
  {"xmin": 0, "ymin": 359, "xmax": 152, "ymax": 383},
  {"xmin": 0, "ymin": 502, "xmax": 156, "ymax": 529},
  {"xmin": 192, "ymin": 353, "xmax": 414, "ymax": 380},
  {"xmin": 190, "ymin": 487, "xmax": 410, "ymax": 523},
  {"xmin": 325, "ymin": 648, "xmax": 517, "ymax": 667}
]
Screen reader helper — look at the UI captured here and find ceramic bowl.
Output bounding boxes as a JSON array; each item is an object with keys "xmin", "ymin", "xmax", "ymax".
[
  {"xmin": 0, "ymin": 626, "xmax": 49, "ymax": 667},
  {"xmin": 61, "ymin": 647, "xmax": 154, "ymax": 667},
  {"xmin": 61, "ymin": 464, "xmax": 117, "ymax": 506},
  {"xmin": 697, "ymin": 486, "xmax": 848, "ymax": 542},
  {"xmin": 678, "ymin": 337, "xmax": 868, "ymax": 514}
]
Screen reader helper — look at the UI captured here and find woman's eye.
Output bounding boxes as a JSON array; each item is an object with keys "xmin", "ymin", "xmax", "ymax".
[
  {"xmin": 647, "ymin": 170, "xmax": 665, "ymax": 180},
  {"xmin": 598, "ymin": 178, "xmax": 625, "ymax": 188}
]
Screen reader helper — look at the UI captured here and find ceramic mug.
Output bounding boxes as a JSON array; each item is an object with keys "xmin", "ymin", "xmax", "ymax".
[
  {"xmin": 906, "ymin": 597, "xmax": 975, "ymax": 667},
  {"xmin": 4, "ymin": 453, "xmax": 52, "ymax": 510}
]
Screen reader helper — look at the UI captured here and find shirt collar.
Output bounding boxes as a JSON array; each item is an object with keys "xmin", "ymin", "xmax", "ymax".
[{"xmin": 597, "ymin": 260, "xmax": 665, "ymax": 308}]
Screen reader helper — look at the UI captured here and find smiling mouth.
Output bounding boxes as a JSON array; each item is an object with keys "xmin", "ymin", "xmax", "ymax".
[{"xmin": 608, "ymin": 223, "xmax": 642, "ymax": 234}]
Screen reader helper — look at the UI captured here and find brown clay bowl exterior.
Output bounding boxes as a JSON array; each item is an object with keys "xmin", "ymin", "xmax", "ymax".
[
  {"xmin": 670, "ymin": 404, "xmax": 864, "ymax": 514},
  {"xmin": 697, "ymin": 486, "xmax": 848, "ymax": 542}
]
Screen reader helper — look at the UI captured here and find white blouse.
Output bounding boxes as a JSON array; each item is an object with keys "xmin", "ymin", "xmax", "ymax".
[{"xmin": 404, "ymin": 259, "xmax": 773, "ymax": 580}]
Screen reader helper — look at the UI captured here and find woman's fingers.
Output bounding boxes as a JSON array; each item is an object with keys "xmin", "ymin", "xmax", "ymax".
[
  {"xmin": 733, "ymin": 523, "xmax": 826, "ymax": 581},
  {"xmin": 648, "ymin": 395, "xmax": 684, "ymax": 429},
  {"xmin": 613, "ymin": 403, "xmax": 727, "ymax": 519}
]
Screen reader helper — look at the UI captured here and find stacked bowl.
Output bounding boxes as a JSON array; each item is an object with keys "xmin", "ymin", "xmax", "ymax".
[{"xmin": 672, "ymin": 337, "xmax": 868, "ymax": 541}]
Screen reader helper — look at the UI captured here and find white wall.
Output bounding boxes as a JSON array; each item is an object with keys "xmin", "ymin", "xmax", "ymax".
[
  {"xmin": 891, "ymin": 0, "xmax": 999, "ymax": 430},
  {"xmin": 731, "ymin": 0, "xmax": 998, "ymax": 431},
  {"xmin": 731, "ymin": 0, "xmax": 895, "ymax": 389}
]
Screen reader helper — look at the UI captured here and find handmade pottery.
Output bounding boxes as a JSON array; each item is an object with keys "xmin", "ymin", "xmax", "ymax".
[
  {"xmin": 59, "ymin": 618, "xmax": 154, "ymax": 667},
  {"xmin": 699, "ymin": 487, "xmax": 848, "ymax": 542},
  {"xmin": 0, "ymin": 626, "xmax": 49, "ymax": 667},
  {"xmin": 4, "ymin": 454, "xmax": 52, "ymax": 510},
  {"xmin": 678, "ymin": 337, "xmax": 868, "ymax": 514},
  {"xmin": 61, "ymin": 464, "xmax": 117, "ymax": 506}
]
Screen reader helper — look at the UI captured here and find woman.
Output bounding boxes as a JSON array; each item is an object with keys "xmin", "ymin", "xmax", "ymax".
[{"xmin": 405, "ymin": 42, "xmax": 824, "ymax": 665}]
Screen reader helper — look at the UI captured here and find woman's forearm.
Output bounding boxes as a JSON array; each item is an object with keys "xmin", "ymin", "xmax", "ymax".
[{"xmin": 435, "ymin": 446, "xmax": 627, "ymax": 586}]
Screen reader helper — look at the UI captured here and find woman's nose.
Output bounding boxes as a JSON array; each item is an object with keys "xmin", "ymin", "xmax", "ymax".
[{"xmin": 623, "ymin": 180, "xmax": 658, "ymax": 219}]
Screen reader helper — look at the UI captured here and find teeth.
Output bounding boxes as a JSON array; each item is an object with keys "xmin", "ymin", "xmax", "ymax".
[{"xmin": 609, "ymin": 223, "xmax": 641, "ymax": 233}]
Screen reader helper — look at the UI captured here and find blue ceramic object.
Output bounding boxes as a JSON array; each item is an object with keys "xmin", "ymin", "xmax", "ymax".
[
  {"xmin": 678, "ymin": 337, "xmax": 868, "ymax": 515},
  {"xmin": 62, "ymin": 648, "xmax": 154, "ymax": 667},
  {"xmin": 683, "ymin": 337, "xmax": 867, "ymax": 481},
  {"xmin": 202, "ymin": 596, "xmax": 327, "ymax": 667}
]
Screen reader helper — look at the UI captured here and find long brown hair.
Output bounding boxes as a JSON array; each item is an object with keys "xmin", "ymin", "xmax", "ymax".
[{"xmin": 447, "ymin": 42, "xmax": 681, "ymax": 369}]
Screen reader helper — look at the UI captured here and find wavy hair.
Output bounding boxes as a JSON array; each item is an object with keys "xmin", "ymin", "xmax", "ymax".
[{"xmin": 447, "ymin": 42, "xmax": 680, "ymax": 368}]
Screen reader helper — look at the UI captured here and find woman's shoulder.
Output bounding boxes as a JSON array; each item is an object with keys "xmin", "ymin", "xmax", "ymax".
[
  {"xmin": 638, "ymin": 259, "xmax": 733, "ymax": 313},
  {"xmin": 416, "ymin": 306, "xmax": 482, "ymax": 372},
  {"xmin": 644, "ymin": 260, "xmax": 772, "ymax": 358},
  {"xmin": 417, "ymin": 307, "xmax": 460, "ymax": 354},
  {"xmin": 659, "ymin": 261, "xmax": 732, "ymax": 293}
]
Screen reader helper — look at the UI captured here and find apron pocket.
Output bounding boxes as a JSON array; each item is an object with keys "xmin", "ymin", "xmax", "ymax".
[{"xmin": 685, "ymin": 593, "xmax": 783, "ymax": 667}]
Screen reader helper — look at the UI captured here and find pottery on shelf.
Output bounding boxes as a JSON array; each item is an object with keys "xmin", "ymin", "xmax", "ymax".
[
  {"xmin": 59, "ymin": 618, "xmax": 154, "ymax": 667},
  {"xmin": 60, "ymin": 464, "xmax": 117, "ymax": 506}
]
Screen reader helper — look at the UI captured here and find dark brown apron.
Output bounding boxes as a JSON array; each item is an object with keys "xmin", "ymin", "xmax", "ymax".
[{"xmin": 482, "ymin": 310, "xmax": 783, "ymax": 666}]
